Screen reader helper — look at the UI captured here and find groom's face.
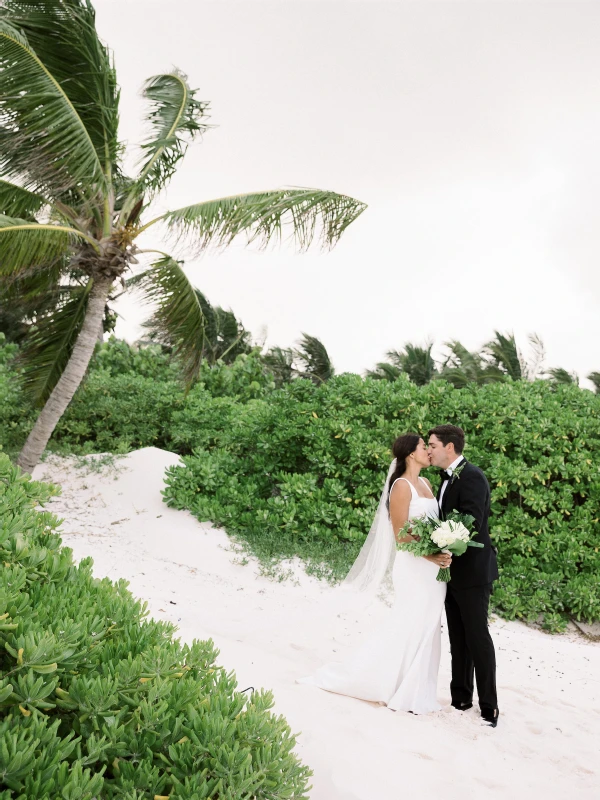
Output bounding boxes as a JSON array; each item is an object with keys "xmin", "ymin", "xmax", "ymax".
[{"xmin": 427, "ymin": 434, "xmax": 453, "ymax": 468}]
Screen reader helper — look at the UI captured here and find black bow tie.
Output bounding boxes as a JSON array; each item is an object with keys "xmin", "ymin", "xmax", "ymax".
[{"xmin": 439, "ymin": 470, "xmax": 452, "ymax": 482}]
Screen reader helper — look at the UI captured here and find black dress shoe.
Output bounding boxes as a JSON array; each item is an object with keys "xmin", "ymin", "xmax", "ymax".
[
  {"xmin": 481, "ymin": 708, "xmax": 499, "ymax": 728},
  {"xmin": 451, "ymin": 701, "xmax": 473, "ymax": 711}
]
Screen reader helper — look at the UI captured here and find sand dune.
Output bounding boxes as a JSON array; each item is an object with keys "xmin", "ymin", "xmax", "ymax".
[{"xmin": 33, "ymin": 447, "xmax": 600, "ymax": 800}]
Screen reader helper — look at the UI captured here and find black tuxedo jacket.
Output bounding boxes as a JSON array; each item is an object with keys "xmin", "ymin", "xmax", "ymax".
[{"xmin": 437, "ymin": 459, "xmax": 498, "ymax": 589}]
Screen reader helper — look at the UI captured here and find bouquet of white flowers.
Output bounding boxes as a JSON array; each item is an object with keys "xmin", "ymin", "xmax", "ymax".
[{"xmin": 396, "ymin": 512, "xmax": 484, "ymax": 581}]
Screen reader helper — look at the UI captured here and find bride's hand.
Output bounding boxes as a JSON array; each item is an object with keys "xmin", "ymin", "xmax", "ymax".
[{"xmin": 426, "ymin": 553, "xmax": 452, "ymax": 567}]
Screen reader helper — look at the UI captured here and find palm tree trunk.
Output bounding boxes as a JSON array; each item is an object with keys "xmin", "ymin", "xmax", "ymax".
[{"xmin": 17, "ymin": 276, "xmax": 113, "ymax": 473}]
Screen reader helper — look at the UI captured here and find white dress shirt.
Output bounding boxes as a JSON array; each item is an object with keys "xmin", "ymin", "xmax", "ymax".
[{"xmin": 439, "ymin": 455, "xmax": 465, "ymax": 507}]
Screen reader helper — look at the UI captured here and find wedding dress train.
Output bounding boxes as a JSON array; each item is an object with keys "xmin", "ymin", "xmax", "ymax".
[{"xmin": 299, "ymin": 477, "xmax": 445, "ymax": 714}]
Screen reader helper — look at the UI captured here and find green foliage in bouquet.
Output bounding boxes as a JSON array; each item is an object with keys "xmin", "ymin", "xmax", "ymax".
[
  {"xmin": 0, "ymin": 454, "xmax": 311, "ymax": 799},
  {"xmin": 396, "ymin": 512, "xmax": 482, "ymax": 581},
  {"xmin": 162, "ymin": 375, "xmax": 600, "ymax": 631}
]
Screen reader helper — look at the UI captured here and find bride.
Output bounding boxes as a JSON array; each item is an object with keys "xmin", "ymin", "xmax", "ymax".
[{"xmin": 298, "ymin": 433, "xmax": 451, "ymax": 714}]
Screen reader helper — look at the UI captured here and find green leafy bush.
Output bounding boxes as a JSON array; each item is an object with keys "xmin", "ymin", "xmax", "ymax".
[
  {"xmin": 0, "ymin": 335, "xmax": 33, "ymax": 460},
  {"xmin": 51, "ymin": 368, "xmax": 185, "ymax": 455},
  {"xmin": 163, "ymin": 375, "xmax": 600, "ymax": 630},
  {"xmin": 0, "ymin": 339, "xmax": 274, "ymax": 458},
  {"xmin": 0, "ymin": 454, "xmax": 311, "ymax": 798},
  {"xmin": 3, "ymin": 335, "xmax": 600, "ymax": 630}
]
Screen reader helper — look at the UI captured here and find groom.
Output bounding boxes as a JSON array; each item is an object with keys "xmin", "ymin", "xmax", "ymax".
[{"xmin": 427, "ymin": 424, "xmax": 499, "ymax": 727}]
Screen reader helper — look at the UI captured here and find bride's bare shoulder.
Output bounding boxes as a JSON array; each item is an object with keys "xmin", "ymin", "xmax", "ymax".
[
  {"xmin": 390, "ymin": 477, "xmax": 410, "ymax": 489},
  {"xmin": 389, "ymin": 478, "xmax": 411, "ymax": 500}
]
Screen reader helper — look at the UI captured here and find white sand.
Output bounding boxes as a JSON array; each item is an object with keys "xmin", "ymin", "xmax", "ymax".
[{"xmin": 33, "ymin": 447, "xmax": 600, "ymax": 800}]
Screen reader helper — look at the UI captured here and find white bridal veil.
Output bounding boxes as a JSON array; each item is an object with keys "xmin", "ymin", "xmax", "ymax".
[{"xmin": 342, "ymin": 459, "xmax": 397, "ymax": 598}]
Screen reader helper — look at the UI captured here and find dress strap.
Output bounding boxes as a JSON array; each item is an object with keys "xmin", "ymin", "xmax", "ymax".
[
  {"xmin": 418, "ymin": 476, "xmax": 435, "ymax": 498},
  {"xmin": 391, "ymin": 477, "xmax": 418, "ymax": 499}
]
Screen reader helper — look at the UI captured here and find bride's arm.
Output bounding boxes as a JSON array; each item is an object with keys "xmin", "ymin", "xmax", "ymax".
[
  {"xmin": 389, "ymin": 481, "xmax": 450, "ymax": 567},
  {"xmin": 389, "ymin": 482, "xmax": 416, "ymax": 544}
]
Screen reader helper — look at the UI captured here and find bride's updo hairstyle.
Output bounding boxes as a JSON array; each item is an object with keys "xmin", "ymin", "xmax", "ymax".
[{"xmin": 387, "ymin": 433, "xmax": 421, "ymax": 506}]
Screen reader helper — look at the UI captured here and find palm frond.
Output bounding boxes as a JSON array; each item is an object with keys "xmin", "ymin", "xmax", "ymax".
[
  {"xmin": 383, "ymin": 342, "xmax": 437, "ymax": 386},
  {"xmin": 124, "ymin": 71, "xmax": 209, "ymax": 214},
  {"xmin": 547, "ymin": 367, "xmax": 578, "ymax": 386},
  {"xmin": 383, "ymin": 349, "xmax": 406, "ymax": 369},
  {"xmin": 210, "ymin": 306, "xmax": 252, "ymax": 363},
  {"xmin": 0, "ymin": 179, "xmax": 48, "ymax": 219},
  {"xmin": 142, "ymin": 188, "xmax": 367, "ymax": 253},
  {"xmin": 0, "ymin": 260, "xmax": 67, "ymax": 342},
  {"xmin": 0, "ymin": 216, "xmax": 94, "ymax": 275},
  {"xmin": 526, "ymin": 333, "xmax": 546, "ymax": 380},
  {"xmin": 135, "ymin": 255, "xmax": 206, "ymax": 386},
  {"xmin": 441, "ymin": 340, "xmax": 478, "ymax": 371},
  {"xmin": 365, "ymin": 362, "xmax": 402, "ymax": 381},
  {"xmin": 294, "ymin": 333, "xmax": 335, "ymax": 384},
  {"xmin": 20, "ymin": 279, "xmax": 93, "ymax": 404},
  {"xmin": 0, "ymin": 16, "xmax": 108, "ymax": 200},
  {"xmin": 262, "ymin": 346, "xmax": 295, "ymax": 386},
  {"xmin": 483, "ymin": 331, "xmax": 523, "ymax": 380},
  {"xmin": 438, "ymin": 340, "xmax": 505, "ymax": 386},
  {"xmin": 587, "ymin": 371, "xmax": 600, "ymax": 394},
  {"xmin": 1, "ymin": 1, "xmax": 120, "ymax": 179}
]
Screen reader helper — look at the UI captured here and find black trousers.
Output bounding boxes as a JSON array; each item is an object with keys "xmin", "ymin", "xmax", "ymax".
[{"xmin": 445, "ymin": 582, "xmax": 498, "ymax": 712}]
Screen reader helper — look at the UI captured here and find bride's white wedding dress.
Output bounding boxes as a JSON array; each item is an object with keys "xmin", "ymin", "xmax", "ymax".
[{"xmin": 299, "ymin": 477, "xmax": 445, "ymax": 714}]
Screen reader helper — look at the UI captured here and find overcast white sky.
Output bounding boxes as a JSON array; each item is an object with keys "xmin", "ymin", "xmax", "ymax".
[{"xmin": 96, "ymin": 0, "xmax": 600, "ymax": 385}]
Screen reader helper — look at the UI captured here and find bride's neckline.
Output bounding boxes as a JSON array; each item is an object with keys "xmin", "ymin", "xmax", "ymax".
[{"xmin": 395, "ymin": 475, "xmax": 436, "ymax": 500}]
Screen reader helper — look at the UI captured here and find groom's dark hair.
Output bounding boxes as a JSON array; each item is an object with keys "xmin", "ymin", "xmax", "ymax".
[{"xmin": 428, "ymin": 424, "xmax": 465, "ymax": 454}]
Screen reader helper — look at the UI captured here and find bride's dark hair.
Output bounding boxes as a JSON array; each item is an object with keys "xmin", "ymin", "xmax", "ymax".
[{"xmin": 387, "ymin": 433, "xmax": 421, "ymax": 507}]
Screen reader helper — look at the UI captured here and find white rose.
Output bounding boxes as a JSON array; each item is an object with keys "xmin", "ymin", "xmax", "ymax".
[
  {"xmin": 448, "ymin": 521, "xmax": 470, "ymax": 542},
  {"xmin": 431, "ymin": 528, "xmax": 453, "ymax": 548}
]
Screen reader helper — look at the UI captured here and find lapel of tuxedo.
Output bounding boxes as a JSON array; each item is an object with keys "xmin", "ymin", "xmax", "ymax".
[{"xmin": 441, "ymin": 459, "xmax": 467, "ymax": 513}]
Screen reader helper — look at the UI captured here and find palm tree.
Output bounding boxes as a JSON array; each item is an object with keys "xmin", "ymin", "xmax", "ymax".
[
  {"xmin": 482, "ymin": 331, "xmax": 545, "ymax": 381},
  {"xmin": 262, "ymin": 347, "xmax": 296, "ymax": 387},
  {"xmin": 482, "ymin": 331, "xmax": 524, "ymax": 380},
  {"xmin": 262, "ymin": 346, "xmax": 296, "ymax": 387},
  {"xmin": 438, "ymin": 340, "xmax": 505, "ymax": 388},
  {"xmin": 0, "ymin": 263, "xmax": 117, "ymax": 346},
  {"xmin": 142, "ymin": 288, "xmax": 252, "ymax": 366},
  {"xmin": 365, "ymin": 362, "xmax": 403, "ymax": 381},
  {"xmin": 294, "ymin": 333, "xmax": 335, "ymax": 384},
  {"xmin": 367, "ymin": 342, "xmax": 437, "ymax": 386},
  {"xmin": 262, "ymin": 334, "xmax": 334, "ymax": 386},
  {"xmin": 0, "ymin": 1, "xmax": 366, "ymax": 472},
  {"xmin": 547, "ymin": 367, "xmax": 578, "ymax": 386},
  {"xmin": 587, "ymin": 371, "xmax": 600, "ymax": 394}
]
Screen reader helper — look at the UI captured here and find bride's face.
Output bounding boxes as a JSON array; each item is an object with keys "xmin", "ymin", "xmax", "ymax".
[{"xmin": 411, "ymin": 438, "xmax": 430, "ymax": 468}]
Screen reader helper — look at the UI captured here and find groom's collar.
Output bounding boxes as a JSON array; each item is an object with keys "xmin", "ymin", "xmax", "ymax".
[{"xmin": 446, "ymin": 455, "xmax": 466, "ymax": 476}]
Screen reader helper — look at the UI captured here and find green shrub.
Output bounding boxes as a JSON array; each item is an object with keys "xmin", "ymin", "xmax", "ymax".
[
  {"xmin": 196, "ymin": 351, "xmax": 276, "ymax": 402},
  {"xmin": 0, "ymin": 338, "xmax": 275, "ymax": 458},
  {"xmin": 163, "ymin": 375, "xmax": 600, "ymax": 631},
  {"xmin": 51, "ymin": 368, "xmax": 185, "ymax": 455},
  {"xmin": 0, "ymin": 334, "xmax": 34, "ymax": 460},
  {"xmin": 0, "ymin": 454, "xmax": 311, "ymax": 798},
  {"xmin": 92, "ymin": 337, "xmax": 180, "ymax": 382},
  {"xmin": 4, "ymin": 334, "xmax": 600, "ymax": 631}
]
